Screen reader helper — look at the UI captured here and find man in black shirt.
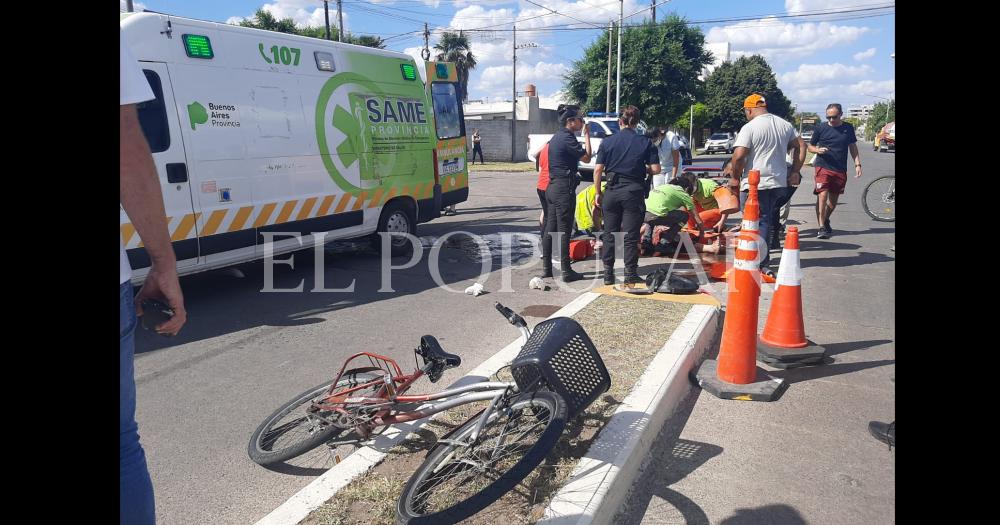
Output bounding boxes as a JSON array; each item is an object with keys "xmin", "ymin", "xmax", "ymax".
[{"xmin": 808, "ymin": 103, "xmax": 863, "ymax": 239}]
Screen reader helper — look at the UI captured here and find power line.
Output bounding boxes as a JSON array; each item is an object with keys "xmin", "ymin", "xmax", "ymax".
[{"xmin": 522, "ymin": 0, "xmax": 607, "ymax": 28}]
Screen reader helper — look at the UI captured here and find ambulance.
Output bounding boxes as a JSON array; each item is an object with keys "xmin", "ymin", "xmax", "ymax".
[{"xmin": 120, "ymin": 12, "xmax": 469, "ymax": 283}]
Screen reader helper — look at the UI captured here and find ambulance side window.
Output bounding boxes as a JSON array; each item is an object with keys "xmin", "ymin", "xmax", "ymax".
[
  {"xmin": 137, "ymin": 70, "xmax": 170, "ymax": 153},
  {"xmin": 431, "ymin": 82, "xmax": 464, "ymax": 140}
]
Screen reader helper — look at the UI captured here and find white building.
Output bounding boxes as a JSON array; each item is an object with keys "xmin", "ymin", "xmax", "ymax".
[
  {"xmin": 847, "ymin": 104, "xmax": 875, "ymax": 120},
  {"xmin": 702, "ymin": 42, "xmax": 730, "ymax": 79}
]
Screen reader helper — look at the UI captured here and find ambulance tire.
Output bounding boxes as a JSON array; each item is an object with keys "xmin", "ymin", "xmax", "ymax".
[{"xmin": 373, "ymin": 201, "xmax": 416, "ymax": 258}]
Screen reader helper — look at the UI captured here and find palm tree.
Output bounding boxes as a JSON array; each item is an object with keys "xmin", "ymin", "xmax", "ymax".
[{"xmin": 434, "ymin": 31, "xmax": 477, "ymax": 103}]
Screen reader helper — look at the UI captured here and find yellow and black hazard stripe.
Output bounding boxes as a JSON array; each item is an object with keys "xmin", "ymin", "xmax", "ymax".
[{"xmin": 122, "ymin": 182, "xmax": 466, "ymax": 270}]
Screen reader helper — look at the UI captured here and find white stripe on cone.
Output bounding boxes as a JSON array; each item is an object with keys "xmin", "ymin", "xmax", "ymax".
[{"xmin": 774, "ymin": 248, "xmax": 802, "ymax": 290}]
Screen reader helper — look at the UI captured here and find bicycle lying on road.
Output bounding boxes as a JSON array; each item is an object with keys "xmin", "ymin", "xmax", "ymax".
[
  {"xmin": 248, "ymin": 302, "xmax": 610, "ymax": 524},
  {"xmin": 862, "ymin": 175, "xmax": 895, "ymax": 222}
]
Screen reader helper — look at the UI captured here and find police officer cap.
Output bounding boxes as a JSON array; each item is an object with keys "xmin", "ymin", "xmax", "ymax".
[{"xmin": 557, "ymin": 104, "xmax": 584, "ymax": 123}]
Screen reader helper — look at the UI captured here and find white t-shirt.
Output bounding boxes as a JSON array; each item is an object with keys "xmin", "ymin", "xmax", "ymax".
[
  {"xmin": 656, "ymin": 131, "xmax": 681, "ymax": 173},
  {"xmin": 121, "ymin": 27, "xmax": 155, "ymax": 284},
  {"xmin": 734, "ymin": 113, "xmax": 797, "ymax": 191}
]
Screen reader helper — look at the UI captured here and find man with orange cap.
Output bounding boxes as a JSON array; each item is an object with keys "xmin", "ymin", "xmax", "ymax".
[{"xmin": 728, "ymin": 93, "xmax": 804, "ymax": 277}]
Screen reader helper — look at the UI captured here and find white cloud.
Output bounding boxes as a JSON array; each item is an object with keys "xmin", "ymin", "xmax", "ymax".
[
  {"xmin": 476, "ymin": 62, "xmax": 569, "ymax": 95},
  {"xmin": 853, "ymin": 47, "xmax": 877, "ymax": 61},
  {"xmin": 785, "ymin": 0, "xmax": 869, "ymax": 15},
  {"xmin": 228, "ymin": 1, "xmax": 347, "ymax": 29},
  {"xmin": 707, "ymin": 18, "xmax": 870, "ymax": 63},
  {"xmin": 780, "ymin": 63, "xmax": 872, "ymax": 89},
  {"xmin": 448, "ymin": 1, "xmax": 642, "ymax": 32},
  {"xmin": 786, "ymin": 78, "xmax": 895, "ymax": 111}
]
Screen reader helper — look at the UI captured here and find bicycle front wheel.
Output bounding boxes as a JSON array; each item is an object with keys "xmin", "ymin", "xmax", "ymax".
[
  {"xmin": 396, "ymin": 391, "xmax": 567, "ymax": 524},
  {"xmin": 863, "ymin": 176, "xmax": 895, "ymax": 222}
]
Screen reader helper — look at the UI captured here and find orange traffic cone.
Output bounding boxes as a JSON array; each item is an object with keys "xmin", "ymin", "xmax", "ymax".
[
  {"xmin": 757, "ymin": 227, "xmax": 826, "ymax": 368},
  {"xmin": 692, "ymin": 170, "xmax": 788, "ymax": 401}
]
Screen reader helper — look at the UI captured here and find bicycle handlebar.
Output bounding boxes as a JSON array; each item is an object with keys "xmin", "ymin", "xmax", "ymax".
[{"xmin": 495, "ymin": 302, "xmax": 527, "ymax": 328}]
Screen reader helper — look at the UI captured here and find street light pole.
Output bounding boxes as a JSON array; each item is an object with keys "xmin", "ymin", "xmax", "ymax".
[
  {"xmin": 126, "ymin": 0, "xmax": 134, "ymax": 12},
  {"xmin": 615, "ymin": 0, "xmax": 623, "ymax": 114},
  {"xmin": 689, "ymin": 104, "xmax": 694, "ymax": 153},
  {"xmin": 606, "ymin": 21, "xmax": 613, "ymax": 113}
]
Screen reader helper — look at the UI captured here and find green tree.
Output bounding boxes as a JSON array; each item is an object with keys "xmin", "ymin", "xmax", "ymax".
[
  {"xmin": 704, "ymin": 55, "xmax": 792, "ymax": 131},
  {"xmin": 238, "ymin": 8, "xmax": 297, "ymax": 34},
  {"xmin": 564, "ymin": 15, "xmax": 714, "ymax": 126},
  {"xmin": 237, "ymin": 8, "xmax": 385, "ymax": 49},
  {"xmin": 842, "ymin": 117, "xmax": 862, "ymax": 130},
  {"xmin": 865, "ymin": 101, "xmax": 895, "ymax": 140},
  {"xmin": 672, "ymin": 102, "xmax": 708, "ymax": 135},
  {"xmin": 434, "ymin": 31, "xmax": 477, "ymax": 103}
]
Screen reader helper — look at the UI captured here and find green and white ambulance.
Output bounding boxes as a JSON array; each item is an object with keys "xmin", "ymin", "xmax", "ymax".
[{"xmin": 120, "ymin": 11, "xmax": 469, "ymax": 282}]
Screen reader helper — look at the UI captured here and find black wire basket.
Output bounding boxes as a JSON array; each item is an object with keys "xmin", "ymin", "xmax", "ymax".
[{"xmin": 510, "ymin": 317, "xmax": 611, "ymax": 419}]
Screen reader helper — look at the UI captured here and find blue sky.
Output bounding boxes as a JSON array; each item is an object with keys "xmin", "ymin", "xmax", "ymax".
[{"xmin": 121, "ymin": 0, "xmax": 895, "ymax": 116}]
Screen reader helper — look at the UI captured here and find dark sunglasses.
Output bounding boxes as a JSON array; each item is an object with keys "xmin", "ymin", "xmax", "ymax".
[{"xmin": 826, "ymin": 115, "xmax": 842, "ymax": 120}]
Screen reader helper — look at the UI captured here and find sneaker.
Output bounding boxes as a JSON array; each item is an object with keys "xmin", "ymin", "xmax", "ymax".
[
  {"xmin": 817, "ymin": 229, "xmax": 830, "ymax": 239},
  {"xmin": 603, "ymin": 272, "xmax": 616, "ymax": 285},
  {"xmin": 868, "ymin": 421, "xmax": 895, "ymax": 448},
  {"xmin": 560, "ymin": 268, "xmax": 584, "ymax": 282}
]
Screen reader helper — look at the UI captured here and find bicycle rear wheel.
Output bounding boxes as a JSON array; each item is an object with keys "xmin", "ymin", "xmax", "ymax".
[
  {"xmin": 863, "ymin": 176, "xmax": 895, "ymax": 222},
  {"xmin": 248, "ymin": 371, "xmax": 380, "ymax": 466},
  {"xmin": 396, "ymin": 391, "xmax": 567, "ymax": 524}
]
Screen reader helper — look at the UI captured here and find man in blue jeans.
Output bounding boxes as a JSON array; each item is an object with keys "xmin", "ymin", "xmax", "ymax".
[{"xmin": 121, "ymin": 27, "xmax": 188, "ymax": 524}]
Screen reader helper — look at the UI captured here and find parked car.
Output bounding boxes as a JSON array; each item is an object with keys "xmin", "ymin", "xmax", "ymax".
[{"xmin": 704, "ymin": 132, "xmax": 736, "ymax": 154}]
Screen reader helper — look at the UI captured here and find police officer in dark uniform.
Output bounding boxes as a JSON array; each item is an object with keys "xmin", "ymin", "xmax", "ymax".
[
  {"xmin": 541, "ymin": 105, "xmax": 593, "ymax": 282},
  {"xmin": 593, "ymin": 105, "xmax": 661, "ymax": 286}
]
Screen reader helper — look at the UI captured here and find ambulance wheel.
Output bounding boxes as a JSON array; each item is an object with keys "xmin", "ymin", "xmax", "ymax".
[{"xmin": 373, "ymin": 201, "xmax": 416, "ymax": 257}]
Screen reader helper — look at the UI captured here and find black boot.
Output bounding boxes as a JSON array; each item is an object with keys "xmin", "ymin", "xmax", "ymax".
[
  {"xmin": 560, "ymin": 267, "xmax": 584, "ymax": 282},
  {"xmin": 603, "ymin": 269, "xmax": 616, "ymax": 285}
]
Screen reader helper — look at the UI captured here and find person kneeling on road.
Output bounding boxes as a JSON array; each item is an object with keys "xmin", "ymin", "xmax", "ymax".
[
  {"xmin": 640, "ymin": 178, "xmax": 721, "ymax": 256},
  {"xmin": 676, "ymin": 172, "xmax": 733, "ymax": 234}
]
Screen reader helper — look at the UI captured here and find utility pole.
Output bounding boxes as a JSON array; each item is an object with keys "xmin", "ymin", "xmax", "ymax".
[
  {"xmin": 615, "ymin": 0, "xmax": 623, "ymax": 114},
  {"xmin": 512, "ymin": 25, "xmax": 517, "ymax": 162},
  {"xmin": 606, "ymin": 21, "xmax": 613, "ymax": 113},
  {"xmin": 337, "ymin": 0, "xmax": 344, "ymax": 42},
  {"xmin": 652, "ymin": 0, "xmax": 656, "ymax": 22},
  {"xmin": 324, "ymin": 1, "xmax": 331, "ymax": 40},
  {"xmin": 126, "ymin": 0, "xmax": 134, "ymax": 12},
  {"xmin": 421, "ymin": 23, "xmax": 431, "ymax": 61}
]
